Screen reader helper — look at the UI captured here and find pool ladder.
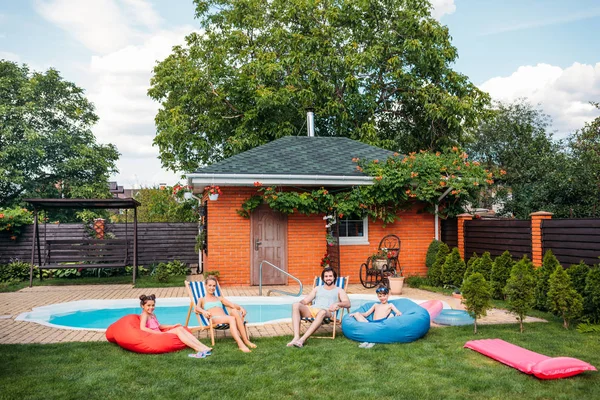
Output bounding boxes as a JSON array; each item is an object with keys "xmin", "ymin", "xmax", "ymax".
[{"xmin": 259, "ymin": 260, "xmax": 303, "ymax": 297}]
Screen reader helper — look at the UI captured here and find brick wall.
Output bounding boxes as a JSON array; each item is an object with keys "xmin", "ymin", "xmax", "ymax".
[{"xmin": 204, "ymin": 187, "xmax": 435, "ymax": 286}]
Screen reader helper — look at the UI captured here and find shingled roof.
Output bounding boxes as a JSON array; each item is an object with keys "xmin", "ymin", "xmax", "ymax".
[{"xmin": 186, "ymin": 136, "xmax": 396, "ymax": 187}]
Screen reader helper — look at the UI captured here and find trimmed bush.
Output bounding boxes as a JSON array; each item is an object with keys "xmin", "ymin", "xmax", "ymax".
[
  {"xmin": 547, "ymin": 265, "xmax": 583, "ymax": 329},
  {"xmin": 567, "ymin": 261, "xmax": 590, "ymax": 296},
  {"xmin": 474, "ymin": 252, "xmax": 493, "ymax": 281},
  {"xmin": 461, "ymin": 272, "xmax": 492, "ymax": 334},
  {"xmin": 427, "ymin": 242, "xmax": 449, "ymax": 287},
  {"xmin": 464, "ymin": 253, "xmax": 480, "ymax": 281},
  {"xmin": 425, "ymin": 240, "xmax": 441, "ymax": 269},
  {"xmin": 152, "ymin": 260, "xmax": 190, "ymax": 282},
  {"xmin": 490, "ymin": 251, "xmax": 514, "ymax": 300},
  {"xmin": 535, "ymin": 250, "xmax": 561, "ymax": 311},
  {"xmin": 442, "ymin": 248, "xmax": 466, "ymax": 287},
  {"xmin": 584, "ymin": 266, "xmax": 600, "ymax": 323},
  {"xmin": 504, "ymin": 256, "xmax": 536, "ymax": 333}
]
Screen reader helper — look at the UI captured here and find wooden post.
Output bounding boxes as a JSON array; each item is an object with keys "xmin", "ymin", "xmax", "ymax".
[
  {"xmin": 133, "ymin": 206, "xmax": 138, "ymax": 285},
  {"xmin": 457, "ymin": 213, "xmax": 473, "ymax": 260},
  {"xmin": 29, "ymin": 208, "xmax": 38, "ymax": 287},
  {"xmin": 530, "ymin": 211, "xmax": 553, "ymax": 267}
]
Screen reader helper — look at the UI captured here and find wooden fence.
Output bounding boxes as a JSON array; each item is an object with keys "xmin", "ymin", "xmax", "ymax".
[
  {"xmin": 464, "ymin": 219, "xmax": 532, "ymax": 260},
  {"xmin": 0, "ymin": 223, "xmax": 199, "ymax": 266},
  {"xmin": 542, "ymin": 219, "xmax": 600, "ymax": 266},
  {"xmin": 441, "ymin": 218, "xmax": 458, "ymax": 248}
]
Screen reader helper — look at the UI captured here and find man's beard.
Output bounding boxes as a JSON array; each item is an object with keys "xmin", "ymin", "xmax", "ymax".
[{"xmin": 325, "ymin": 279, "xmax": 335, "ymax": 286}]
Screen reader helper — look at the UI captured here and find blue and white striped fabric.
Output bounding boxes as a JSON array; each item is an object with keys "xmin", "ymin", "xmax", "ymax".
[{"xmin": 187, "ymin": 280, "xmax": 230, "ymax": 328}]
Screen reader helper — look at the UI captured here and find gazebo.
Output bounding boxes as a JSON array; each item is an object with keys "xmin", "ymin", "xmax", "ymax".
[{"xmin": 25, "ymin": 198, "xmax": 141, "ymax": 286}]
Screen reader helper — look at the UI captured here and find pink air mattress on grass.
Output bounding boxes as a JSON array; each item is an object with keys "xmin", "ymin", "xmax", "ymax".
[{"xmin": 464, "ymin": 339, "xmax": 596, "ymax": 379}]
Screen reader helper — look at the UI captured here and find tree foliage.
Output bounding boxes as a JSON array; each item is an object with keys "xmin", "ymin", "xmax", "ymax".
[
  {"xmin": 547, "ymin": 265, "xmax": 583, "ymax": 329},
  {"xmin": 461, "ymin": 272, "xmax": 492, "ymax": 334},
  {"xmin": 490, "ymin": 250, "xmax": 514, "ymax": 300},
  {"xmin": 566, "ymin": 261, "xmax": 590, "ymax": 297},
  {"xmin": 535, "ymin": 250, "xmax": 561, "ymax": 311},
  {"xmin": 113, "ymin": 185, "xmax": 198, "ymax": 223},
  {"xmin": 427, "ymin": 242, "xmax": 449, "ymax": 287},
  {"xmin": 0, "ymin": 61, "xmax": 119, "ymax": 207},
  {"xmin": 441, "ymin": 247, "xmax": 466, "ymax": 288},
  {"xmin": 148, "ymin": 0, "xmax": 490, "ymax": 173},
  {"xmin": 425, "ymin": 239, "xmax": 441, "ymax": 269},
  {"xmin": 504, "ymin": 256, "xmax": 536, "ymax": 333},
  {"xmin": 583, "ymin": 266, "xmax": 600, "ymax": 323}
]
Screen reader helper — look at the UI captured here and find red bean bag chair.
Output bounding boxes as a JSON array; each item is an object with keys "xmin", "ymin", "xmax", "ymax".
[{"xmin": 106, "ymin": 314, "xmax": 191, "ymax": 354}]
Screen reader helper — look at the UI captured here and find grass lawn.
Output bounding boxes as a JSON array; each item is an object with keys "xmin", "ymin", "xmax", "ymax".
[{"xmin": 1, "ymin": 321, "xmax": 598, "ymax": 400}]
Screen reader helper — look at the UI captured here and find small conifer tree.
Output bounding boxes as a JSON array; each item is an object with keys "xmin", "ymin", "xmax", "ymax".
[
  {"xmin": 442, "ymin": 248, "xmax": 467, "ymax": 287},
  {"xmin": 490, "ymin": 251, "xmax": 514, "ymax": 300},
  {"xmin": 428, "ymin": 242, "xmax": 449, "ymax": 287},
  {"xmin": 461, "ymin": 272, "xmax": 492, "ymax": 334},
  {"xmin": 584, "ymin": 266, "xmax": 600, "ymax": 323},
  {"xmin": 464, "ymin": 252, "xmax": 479, "ymax": 281},
  {"xmin": 547, "ymin": 265, "xmax": 583, "ymax": 329},
  {"xmin": 567, "ymin": 261, "xmax": 590, "ymax": 297},
  {"xmin": 535, "ymin": 250, "xmax": 561, "ymax": 311},
  {"xmin": 425, "ymin": 240, "xmax": 441, "ymax": 269},
  {"xmin": 473, "ymin": 251, "xmax": 493, "ymax": 281},
  {"xmin": 504, "ymin": 256, "xmax": 536, "ymax": 333}
]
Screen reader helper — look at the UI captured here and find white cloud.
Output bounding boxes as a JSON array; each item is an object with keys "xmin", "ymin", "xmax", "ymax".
[
  {"xmin": 85, "ymin": 27, "xmax": 195, "ymax": 188},
  {"xmin": 430, "ymin": 0, "xmax": 456, "ymax": 20},
  {"xmin": 0, "ymin": 51, "xmax": 20, "ymax": 62},
  {"xmin": 34, "ymin": 0, "xmax": 158, "ymax": 54},
  {"xmin": 480, "ymin": 62, "xmax": 600, "ymax": 136}
]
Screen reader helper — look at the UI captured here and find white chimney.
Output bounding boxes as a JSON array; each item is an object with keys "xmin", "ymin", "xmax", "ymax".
[{"xmin": 307, "ymin": 109, "xmax": 314, "ymax": 137}]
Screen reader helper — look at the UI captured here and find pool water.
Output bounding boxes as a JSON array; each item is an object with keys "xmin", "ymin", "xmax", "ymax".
[{"xmin": 46, "ymin": 299, "xmax": 377, "ymax": 329}]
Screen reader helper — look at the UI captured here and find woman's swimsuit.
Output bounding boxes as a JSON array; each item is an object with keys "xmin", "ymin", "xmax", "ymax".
[
  {"xmin": 146, "ymin": 314, "xmax": 161, "ymax": 331},
  {"xmin": 204, "ymin": 300, "xmax": 224, "ymax": 310}
]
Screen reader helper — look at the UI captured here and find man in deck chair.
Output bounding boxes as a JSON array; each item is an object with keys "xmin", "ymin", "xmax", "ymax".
[{"xmin": 287, "ymin": 267, "xmax": 351, "ymax": 348}]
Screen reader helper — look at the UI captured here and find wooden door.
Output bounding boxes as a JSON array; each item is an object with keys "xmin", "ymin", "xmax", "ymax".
[{"xmin": 251, "ymin": 205, "xmax": 287, "ymax": 285}]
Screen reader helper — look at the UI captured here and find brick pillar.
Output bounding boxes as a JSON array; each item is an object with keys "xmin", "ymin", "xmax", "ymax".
[
  {"xmin": 457, "ymin": 213, "xmax": 473, "ymax": 260},
  {"xmin": 93, "ymin": 218, "xmax": 105, "ymax": 239},
  {"xmin": 530, "ymin": 211, "xmax": 553, "ymax": 267}
]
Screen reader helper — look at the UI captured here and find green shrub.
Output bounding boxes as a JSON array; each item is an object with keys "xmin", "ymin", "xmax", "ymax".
[
  {"xmin": 461, "ymin": 272, "xmax": 492, "ymax": 334},
  {"xmin": 535, "ymin": 250, "xmax": 561, "ymax": 311},
  {"xmin": 0, "ymin": 206, "xmax": 34, "ymax": 240},
  {"xmin": 474, "ymin": 252, "xmax": 493, "ymax": 280},
  {"xmin": 504, "ymin": 256, "xmax": 536, "ymax": 333},
  {"xmin": 490, "ymin": 251, "xmax": 514, "ymax": 300},
  {"xmin": 427, "ymin": 242, "xmax": 449, "ymax": 287},
  {"xmin": 405, "ymin": 275, "xmax": 429, "ymax": 288},
  {"xmin": 425, "ymin": 240, "xmax": 441, "ymax": 269},
  {"xmin": 0, "ymin": 260, "xmax": 31, "ymax": 283},
  {"xmin": 567, "ymin": 261, "xmax": 590, "ymax": 296},
  {"xmin": 441, "ymin": 248, "xmax": 466, "ymax": 287},
  {"xmin": 203, "ymin": 270, "xmax": 220, "ymax": 279},
  {"xmin": 151, "ymin": 260, "xmax": 190, "ymax": 282},
  {"xmin": 464, "ymin": 253, "xmax": 479, "ymax": 281},
  {"xmin": 583, "ymin": 266, "xmax": 600, "ymax": 323},
  {"xmin": 547, "ymin": 265, "xmax": 583, "ymax": 329}
]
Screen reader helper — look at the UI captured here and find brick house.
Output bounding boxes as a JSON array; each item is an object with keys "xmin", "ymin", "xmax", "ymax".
[{"xmin": 186, "ymin": 136, "xmax": 437, "ymax": 286}]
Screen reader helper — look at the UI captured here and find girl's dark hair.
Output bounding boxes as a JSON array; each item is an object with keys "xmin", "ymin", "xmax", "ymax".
[{"xmin": 139, "ymin": 294, "xmax": 156, "ymax": 306}]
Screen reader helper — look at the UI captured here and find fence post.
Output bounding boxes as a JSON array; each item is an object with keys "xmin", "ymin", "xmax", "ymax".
[
  {"xmin": 457, "ymin": 213, "xmax": 473, "ymax": 260},
  {"xmin": 530, "ymin": 211, "xmax": 553, "ymax": 267},
  {"xmin": 93, "ymin": 218, "xmax": 105, "ymax": 239}
]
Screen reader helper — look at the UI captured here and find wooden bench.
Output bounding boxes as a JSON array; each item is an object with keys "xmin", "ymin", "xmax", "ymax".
[{"xmin": 42, "ymin": 239, "xmax": 129, "ymax": 269}]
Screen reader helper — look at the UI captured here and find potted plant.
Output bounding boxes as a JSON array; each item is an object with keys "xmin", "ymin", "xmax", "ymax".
[
  {"xmin": 387, "ymin": 267, "xmax": 405, "ymax": 295},
  {"xmin": 205, "ymin": 185, "xmax": 222, "ymax": 201},
  {"xmin": 370, "ymin": 248, "xmax": 389, "ymax": 270}
]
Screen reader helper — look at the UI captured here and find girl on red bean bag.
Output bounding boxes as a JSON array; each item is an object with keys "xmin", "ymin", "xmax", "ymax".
[{"xmin": 140, "ymin": 294, "xmax": 212, "ymax": 358}]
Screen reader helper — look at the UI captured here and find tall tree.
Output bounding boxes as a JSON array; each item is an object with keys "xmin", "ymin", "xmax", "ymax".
[
  {"xmin": 149, "ymin": 0, "xmax": 490, "ymax": 173},
  {"xmin": 0, "ymin": 61, "xmax": 119, "ymax": 206}
]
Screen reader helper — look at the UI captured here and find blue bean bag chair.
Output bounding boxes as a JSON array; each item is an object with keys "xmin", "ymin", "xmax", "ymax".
[{"xmin": 342, "ymin": 299, "xmax": 430, "ymax": 344}]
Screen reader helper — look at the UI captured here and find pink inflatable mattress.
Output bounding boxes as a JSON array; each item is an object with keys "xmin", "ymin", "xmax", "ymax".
[{"xmin": 464, "ymin": 339, "xmax": 596, "ymax": 379}]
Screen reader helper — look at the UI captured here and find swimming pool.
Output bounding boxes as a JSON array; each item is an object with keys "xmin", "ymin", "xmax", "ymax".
[{"xmin": 16, "ymin": 295, "xmax": 450, "ymax": 331}]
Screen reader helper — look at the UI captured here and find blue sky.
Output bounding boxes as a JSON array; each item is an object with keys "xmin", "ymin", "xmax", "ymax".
[{"xmin": 1, "ymin": 0, "xmax": 599, "ymax": 188}]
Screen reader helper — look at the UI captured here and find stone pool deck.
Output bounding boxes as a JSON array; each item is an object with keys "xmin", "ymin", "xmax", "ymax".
[{"xmin": 0, "ymin": 282, "xmax": 545, "ymax": 344}]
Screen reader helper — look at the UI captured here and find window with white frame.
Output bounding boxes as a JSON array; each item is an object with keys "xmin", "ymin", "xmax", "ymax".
[{"xmin": 338, "ymin": 214, "xmax": 369, "ymax": 245}]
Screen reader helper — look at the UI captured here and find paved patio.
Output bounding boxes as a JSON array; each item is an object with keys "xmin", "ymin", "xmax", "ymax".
[{"xmin": 0, "ymin": 282, "xmax": 545, "ymax": 344}]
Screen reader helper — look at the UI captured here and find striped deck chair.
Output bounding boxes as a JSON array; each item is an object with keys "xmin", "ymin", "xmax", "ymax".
[
  {"xmin": 184, "ymin": 280, "xmax": 248, "ymax": 346},
  {"xmin": 301, "ymin": 276, "xmax": 350, "ymax": 339}
]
